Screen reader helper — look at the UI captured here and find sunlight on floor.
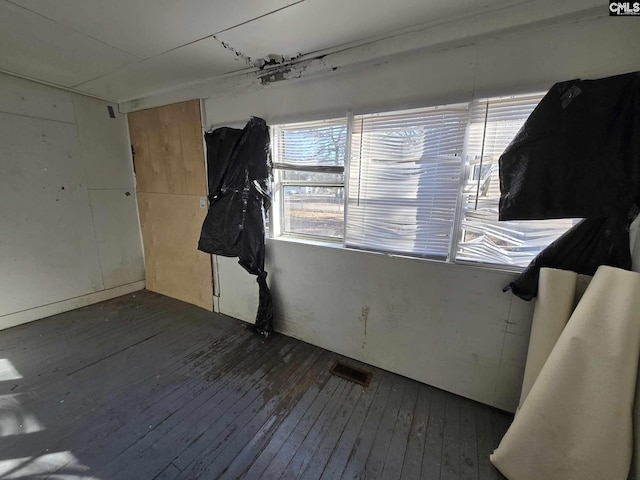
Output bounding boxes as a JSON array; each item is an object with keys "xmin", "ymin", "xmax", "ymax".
[
  {"xmin": 0, "ymin": 358, "xmax": 44, "ymax": 437},
  {"xmin": 0, "ymin": 394, "xmax": 44, "ymax": 436},
  {"xmin": 0, "ymin": 451, "xmax": 99, "ymax": 479},
  {"xmin": 0, "ymin": 359, "xmax": 22, "ymax": 381},
  {"xmin": 0, "ymin": 360, "xmax": 101, "ymax": 478}
]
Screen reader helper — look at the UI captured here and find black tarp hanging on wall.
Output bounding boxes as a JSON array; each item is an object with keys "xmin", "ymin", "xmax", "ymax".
[
  {"xmin": 499, "ymin": 72, "xmax": 640, "ymax": 299},
  {"xmin": 198, "ymin": 117, "xmax": 274, "ymax": 337},
  {"xmin": 503, "ymin": 217, "xmax": 632, "ymax": 300},
  {"xmin": 499, "ymin": 71, "xmax": 640, "ymax": 221}
]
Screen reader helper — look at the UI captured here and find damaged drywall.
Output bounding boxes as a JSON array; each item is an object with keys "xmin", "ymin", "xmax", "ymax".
[
  {"xmin": 214, "ymin": 33, "xmax": 333, "ymax": 87},
  {"xmin": 119, "ymin": 0, "xmax": 606, "ymax": 113},
  {"xmin": 259, "ymin": 69, "xmax": 290, "ymax": 85},
  {"xmin": 214, "ymin": 36, "xmax": 301, "ymax": 71},
  {"xmin": 215, "ymin": 37, "xmax": 257, "ymax": 68}
]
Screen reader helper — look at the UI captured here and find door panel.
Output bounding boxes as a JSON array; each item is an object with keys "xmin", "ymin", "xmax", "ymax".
[
  {"xmin": 128, "ymin": 100, "xmax": 206, "ymax": 195},
  {"xmin": 137, "ymin": 192, "xmax": 212, "ymax": 310},
  {"xmin": 128, "ymin": 100, "xmax": 212, "ymax": 310}
]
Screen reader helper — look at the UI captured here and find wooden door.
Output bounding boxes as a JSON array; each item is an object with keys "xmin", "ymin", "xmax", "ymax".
[{"xmin": 128, "ymin": 100, "xmax": 213, "ymax": 310}]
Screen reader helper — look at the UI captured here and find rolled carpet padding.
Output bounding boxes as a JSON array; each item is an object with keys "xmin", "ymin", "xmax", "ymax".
[
  {"xmin": 631, "ymin": 368, "xmax": 640, "ymax": 479},
  {"xmin": 518, "ymin": 268, "xmax": 578, "ymax": 409},
  {"xmin": 491, "ymin": 266, "xmax": 640, "ymax": 480}
]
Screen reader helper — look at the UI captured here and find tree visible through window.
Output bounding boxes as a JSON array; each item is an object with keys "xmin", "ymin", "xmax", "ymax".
[
  {"xmin": 272, "ymin": 119, "xmax": 347, "ymax": 239},
  {"xmin": 271, "ymin": 93, "xmax": 578, "ymax": 268}
]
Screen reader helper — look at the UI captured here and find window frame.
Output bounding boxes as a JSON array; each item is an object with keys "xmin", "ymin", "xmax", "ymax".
[
  {"xmin": 269, "ymin": 92, "xmax": 575, "ymax": 271},
  {"xmin": 346, "ymin": 103, "xmax": 469, "ymax": 260},
  {"xmin": 452, "ymin": 93, "xmax": 580, "ymax": 271},
  {"xmin": 271, "ymin": 118, "xmax": 348, "ymax": 243}
]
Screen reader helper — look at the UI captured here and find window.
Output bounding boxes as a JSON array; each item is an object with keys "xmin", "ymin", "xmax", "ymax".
[
  {"xmin": 347, "ymin": 105, "xmax": 468, "ymax": 259},
  {"xmin": 271, "ymin": 93, "xmax": 577, "ymax": 268},
  {"xmin": 454, "ymin": 95, "xmax": 579, "ymax": 267},
  {"xmin": 272, "ymin": 118, "xmax": 347, "ymax": 240}
]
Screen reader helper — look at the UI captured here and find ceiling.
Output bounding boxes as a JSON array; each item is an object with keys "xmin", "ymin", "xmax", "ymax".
[{"xmin": 0, "ymin": 0, "xmax": 523, "ymax": 103}]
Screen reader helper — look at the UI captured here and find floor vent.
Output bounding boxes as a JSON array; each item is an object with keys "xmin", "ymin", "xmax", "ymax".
[{"xmin": 330, "ymin": 362, "xmax": 372, "ymax": 387}]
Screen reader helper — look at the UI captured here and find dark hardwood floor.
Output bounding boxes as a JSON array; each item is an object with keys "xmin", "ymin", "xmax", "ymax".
[{"xmin": 0, "ymin": 291, "xmax": 511, "ymax": 479}]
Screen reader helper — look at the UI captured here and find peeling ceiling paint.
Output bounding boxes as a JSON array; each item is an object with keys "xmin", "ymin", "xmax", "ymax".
[{"xmin": 0, "ymin": 0, "xmax": 606, "ymax": 103}]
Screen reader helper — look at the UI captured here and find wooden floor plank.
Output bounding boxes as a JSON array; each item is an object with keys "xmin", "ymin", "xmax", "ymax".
[
  {"xmin": 302, "ymin": 364, "xmax": 384, "ymax": 480},
  {"xmin": 294, "ymin": 376, "xmax": 366, "ymax": 480},
  {"xmin": 57, "ymin": 330, "xmax": 272, "ymax": 476},
  {"xmin": 93, "ymin": 336, "xmax": 295, "ymax": 480},
  {"xmin": 460, "ymin": 398, "xmax": 479, "ymax": 480},
  {"xmin": 176, "ymin": 345, "xmax": 326, "ymax": 480},
  {"xmin": 3, "ymin": 294, "xmax": 185, "ymax": 376},
  {"xmin": 240, "ymin": 362, "xmax": 342, "ymax": 480},
  {"xmin": 400, "ymin": 384, "xmax": 432, "ymax": 480},
  {"xmin": 217, "ymin": 352, "xmax": 335, "ymax": 480},
  {"xmin": 421, "ymin": 388, "xmax": 447, "ymax": 480},
  {"xmin": 277, "ymin": 379, "xmax": 353, "ymax": 479},
  {"xmin": 1, "ymin": 307, "xmax": 229, "ymax": 464},
  {"xmin": 363, "ymin": 376, "xmax": 407, "ymax": 479},
  {"xmin": 43, "ymin": 326, "xmax": 253, "ymax": 475},
  {"xmin": 318, "ymin": 369, "xmax": 387, "ymax": 480},
  {"xmin": 259, "ymin": 376, "xmax": 345, "ymax": 479},
  {"xmin": 381, "ymin": 380, "xmax": 420, "ymax": 480},
  {"xmin": 0, "ymin": 292, "xmax": 162, "ymax": 352},
  {"xmin": 490, "ymin": 408, "xmax": 511, "ymax": 480},
  {"xmin": 203, "ymin": 351, "xmax": 330, "ymax": 479},
  {"xmin": 0, "ymin": 291, "xmax": 514, "ymax": 480},
  {"xmin": 153, "ymin": 462, "xmax": 182, "ymax": 480},
  {"xmin": 6, "ymin": 303, "xmax": 195, "ymax": 411},
  {"xmin": 441, "ymin": 393, "xmax": 462, "ymax": 480},
  {"xmin": 339, "ymin": 370, "xmax": 396, "ymax": 479},
  {"xmin": 476, "ymin": 405, "xmax": 503, "ymax": 480},
  {"xmin": 171, "ymin": 340, "xmax": 307, "ymax": 474}
]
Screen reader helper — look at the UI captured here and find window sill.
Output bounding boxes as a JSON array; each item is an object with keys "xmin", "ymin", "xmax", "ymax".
[
  {"xmin": 267, "ymin": 234, "xmax": 344, "ymax": 250},
  {"xmin": 267, "ymin": 235, "xmax": 525, "ymax": 276}
]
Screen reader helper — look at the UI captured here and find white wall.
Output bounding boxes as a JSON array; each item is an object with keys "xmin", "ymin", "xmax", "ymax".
[
  {"xmin": 218, "ymin": 242, "xmax": 533, "ymax": 411},
  {"xmin": 203, "ymin": 15, "xmax": 640, "ymax": 413},
  {"xmin": 203, "ymin": 16, "xmax": 640, "ymax": 125},
  {"xmin": 0, "ymin": 73, "xmax": 144, "ymax": 330}
]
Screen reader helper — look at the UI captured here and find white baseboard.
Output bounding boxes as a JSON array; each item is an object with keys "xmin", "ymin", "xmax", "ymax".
[{"xmin": 0, "ymin": 281, "xmax": 146, "ymax": 331}]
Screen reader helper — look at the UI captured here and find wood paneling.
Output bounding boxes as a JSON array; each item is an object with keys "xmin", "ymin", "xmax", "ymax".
[
  {"xmin": 128, "ymin": 99, "xmax": 212, "ymax": 310},
  {"xmin": 0, "ymin": 291, "xmax": 510, "ymax": 479},
  {"xmin": 128, "ymin": 99, "xmax": 206, "ymax": 195},
  {"xmin": 137, "ymin": 192, "xmax": 212, "ymax": 310}
]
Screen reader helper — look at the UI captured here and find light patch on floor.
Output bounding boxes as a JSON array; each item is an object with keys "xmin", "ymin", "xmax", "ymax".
[{"xmin": 0, "ymin": 358, "xmax": 22, "ymax": 381}]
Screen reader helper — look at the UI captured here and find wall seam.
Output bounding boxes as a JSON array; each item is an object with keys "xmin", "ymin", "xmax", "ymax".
[{"xmin": 71, "ymin": 95, "xmax": 106, "ymax": 292}]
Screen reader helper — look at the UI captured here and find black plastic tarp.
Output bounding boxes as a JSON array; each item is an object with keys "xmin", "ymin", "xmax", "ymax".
[
  {"xmin": 198, "ymin": 117, "xmax": 273, "ymax": 336},
  {"xmin": 499, "ymin": 72, "xmax": 640, "ymax": 299},
  {"xmin": 499, "ymin": 71, "xmax": 640, "ymax": 221},
  {"xmin": 503, "ymin": 217, "xmax": 632, "ymax": 300}
]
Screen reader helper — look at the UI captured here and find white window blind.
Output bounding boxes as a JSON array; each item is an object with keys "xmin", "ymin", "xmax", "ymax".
[
  {"xmin": 346, "ymin": 105, "xmax": 468, "ymax": 258},
  {"xmin": 455, "ymin": 94, "xmax": 578, "ymax": 267},
  {"xmin": 272, "ymin": 118, "xmax": 347, "ymax": 239},
  {"xmin": 273, "ymin": 118, "xmax": 347, "ymax": 173}
]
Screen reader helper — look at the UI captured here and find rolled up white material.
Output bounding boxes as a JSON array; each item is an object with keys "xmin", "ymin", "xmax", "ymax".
[
  {"xmin": 631, "ymin": 368, "xmax": 640, "ymax": 479},
  {"xmin": 518, "ymin": 268, "xmax": 578, "ymax": 409},
  {"xmin": 491, "ymin": 266, "xmax": 640, "ymax": 480}
]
